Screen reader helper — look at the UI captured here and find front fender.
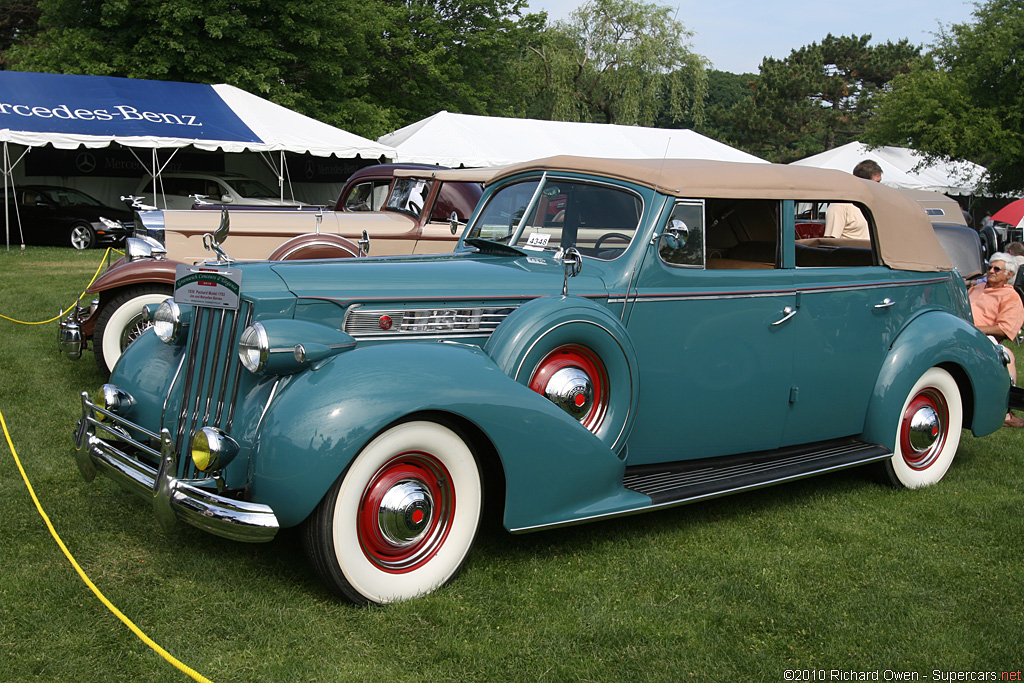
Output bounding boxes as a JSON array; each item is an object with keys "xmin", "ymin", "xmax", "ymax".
[
  {"xmin": 89, "ymin": 258, "xmax": 179, "ymax": 294},
  {"xmin": 249, "ymin": 342, "xmax": 647, "ymax": 529},
  {"xmin": 862, "ymin": 311, "xmax": 1009, "ymax": 448}
]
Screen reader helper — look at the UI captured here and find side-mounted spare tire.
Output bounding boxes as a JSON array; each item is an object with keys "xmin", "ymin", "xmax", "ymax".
[
  {"xmin": 267, "ymin": 233, "xmax": 361, "ymax": 261},
  {"xmin": 484, "ymin": 296, "xmax": 639, "ymax": 453}
]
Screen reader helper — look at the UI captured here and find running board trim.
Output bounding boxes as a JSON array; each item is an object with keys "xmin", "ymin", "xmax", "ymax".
[{"xmin": 509, "ymin": 438, "xmax": 891, "ymax": 534}]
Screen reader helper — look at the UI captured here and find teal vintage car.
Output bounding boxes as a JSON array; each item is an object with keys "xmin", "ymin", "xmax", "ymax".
[{"xmin": 73, "ymin": 156, "xmax": 1010, "ymax": 604}]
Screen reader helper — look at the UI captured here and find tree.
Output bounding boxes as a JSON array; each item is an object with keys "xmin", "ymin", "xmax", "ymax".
[
  {"xmin": 716, "ymin": 34, "xmax": 925, "ymax": 163},
  {"xmin": 523, "ymin": 0, "xmax": 707, "ymax": 126},
  {"xmin": 866, "ymin": 0, "xmax": 1024, "ymax": 194},
  {"xmin": 361, "ymin": 0, "xmax": 547, "ymax": 127},
  {"xmin": 0, "ymin": 0, "xmax": 41, "ymax": 67},
  {"xmin": 4, "ymin": 0, "xmax": 547, "ymax": 138}
]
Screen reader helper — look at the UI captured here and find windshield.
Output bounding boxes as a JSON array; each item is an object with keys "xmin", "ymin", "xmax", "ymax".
[
  {"xmin": 229, "ymin": 178, "xmax": 278, "ymax": 198},
  {"xmin": 467, "ymin": 177, "xmax": 643, "ymax": 260},
  {"xmin": 36, "ymin": 187, "xmax": 106, "ymax": 208},
  {"xmin": 386, "ymin": 178, "xmax": 433, "ymax": 218}
]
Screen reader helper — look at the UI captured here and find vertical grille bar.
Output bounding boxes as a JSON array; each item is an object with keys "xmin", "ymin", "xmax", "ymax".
[{"xmin": 169, "ymin": 302, "xmax": 248, "ymax": 479}]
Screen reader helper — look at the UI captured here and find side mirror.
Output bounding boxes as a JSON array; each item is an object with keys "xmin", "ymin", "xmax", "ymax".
[
  {"xmin": 656, "ymin": 219, "xmax": 689, "ymax": 250},
  {"xmin": 221, "ymin": 195, "xmax": 233, "ymax": 203},
  {"xmin": 449, "ymin": 210, "xmax": 465, "ymax": 236}
]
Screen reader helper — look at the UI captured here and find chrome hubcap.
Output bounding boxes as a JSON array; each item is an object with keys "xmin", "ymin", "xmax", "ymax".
[
  {"xmin": 907, "ymin": 405, "xmax": 940, "ymax": 453},
  {"xmin": 542, "ymin": 366, "xmax": 594, "ymax": 420},
  {"xmin": 377, "ymin": 479, "xmax": 433, "ymax": 547}
]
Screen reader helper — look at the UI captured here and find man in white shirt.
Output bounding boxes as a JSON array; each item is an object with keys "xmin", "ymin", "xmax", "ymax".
[{"xmin": 824, "ymin": 160, "xmax": 882, "ymax": 240}]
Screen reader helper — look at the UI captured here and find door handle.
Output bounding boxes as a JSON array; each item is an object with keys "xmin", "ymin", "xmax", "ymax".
[
  {"xmin": 772, "ymin": 305, "xmax": 797, "ymax": 326},
  {"xmin": 874, "ymin": 297, "xmax": 895, "ymax": 309}
]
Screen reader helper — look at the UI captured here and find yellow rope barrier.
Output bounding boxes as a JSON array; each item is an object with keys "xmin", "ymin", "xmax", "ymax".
[
  {"xmin": 0, "ymin": 247, "xmax": 123, "ymax": 324},
  {"xmin": 0, "ymin": 405, "xmax": 215, "ymax": 683}
]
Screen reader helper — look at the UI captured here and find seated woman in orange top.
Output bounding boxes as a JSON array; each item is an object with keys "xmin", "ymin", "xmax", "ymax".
[{"xmin": 969, "ymin": 252, "xmax": 1024, "ymax": 426}]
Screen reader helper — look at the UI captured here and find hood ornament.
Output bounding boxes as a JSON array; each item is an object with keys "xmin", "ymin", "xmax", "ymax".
[{"xmin": 202, "ymin": 209, "xmax": 234, "ymax": 264}]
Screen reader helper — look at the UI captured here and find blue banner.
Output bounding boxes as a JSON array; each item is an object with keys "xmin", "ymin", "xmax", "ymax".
[{"xmin": 0, "ymin": 71, "xmax": 261, "ymax": 143}]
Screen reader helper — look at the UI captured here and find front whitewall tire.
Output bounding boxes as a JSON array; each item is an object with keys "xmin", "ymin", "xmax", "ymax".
[{"xmin": 304, "ymin": 420, "xmax": 482, "ymax": 604}]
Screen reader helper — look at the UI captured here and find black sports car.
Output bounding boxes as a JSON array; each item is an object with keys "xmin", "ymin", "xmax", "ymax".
[{"xmin": 3, "ymin": 185, "xmax": 133, "ymax": 249}]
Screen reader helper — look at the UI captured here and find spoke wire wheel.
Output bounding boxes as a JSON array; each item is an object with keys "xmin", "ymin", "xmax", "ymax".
[
  {"xmin": 94, "ymin": 286, "xmax": 172, "ymax": 375},
  {"xmin": 528, "ymin": 344, "xmax": 609, "ymax": 434},
  {"xmin": 317, "ymin": 421, "xmax": 482, "ymax": 604},
  {"xmin": 887, "ymin": 367, "xmax": 962, "ymax": 488}
]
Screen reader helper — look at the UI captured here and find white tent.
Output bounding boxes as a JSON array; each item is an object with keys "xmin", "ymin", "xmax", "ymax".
[
  {"xmin": 790, "ymin": 141, "xmax": 986, "ymax": 196},
  {"xmin": 1, "ymin": 71, "xmax": 395, "ymax": 248},
  {"xmin": 0, "ymin": 72, "xmax": 394, "ymax": 158},
  {"xmin": 379, "ymin": 111, "xmax": 767, "ymax": 167}
]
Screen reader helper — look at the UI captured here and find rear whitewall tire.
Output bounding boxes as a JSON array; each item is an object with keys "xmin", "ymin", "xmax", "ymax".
[
  {"xmin": 882, "ymin": 367, "xmax": 963, "ymax": 489},
  {"xmin": 304, "ymin": 420, "xmax": 482, "ymax": 604}
]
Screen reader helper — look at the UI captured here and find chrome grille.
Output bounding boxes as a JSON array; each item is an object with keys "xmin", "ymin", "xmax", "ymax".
[
  {"xmin": 170, "ymin": 301, "xmax": 252, "ymax": 478},
  {"xmin": 343, "ymin": 304, "xmax": 516, "ymax": 340}
]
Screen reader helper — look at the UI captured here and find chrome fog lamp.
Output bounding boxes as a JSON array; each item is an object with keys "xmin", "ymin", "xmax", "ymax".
[
  {"xmin": 101, "ymin": 384, "xmax": 135, "ymax": 416},
  {"xmin": 153, "ymin": 299, "xmax": 182, "ymax": 343},
  {"xmin": 238, "ymin": 322, "xmax": 270, "ymax": 373},
  {"xmin": 191, "ymin": 427, "xmax": 239, "ymax": 472}
]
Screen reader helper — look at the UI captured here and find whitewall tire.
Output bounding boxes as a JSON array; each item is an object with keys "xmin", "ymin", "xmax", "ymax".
[
  {"xmin": 93, "ymin": 285, "xmax": 173, "ymax": 375},
  {"xmin": 303, "ymin": 420, "xmax": 482, "ymax": 604},
  {"xmin": 882, "ymin": 367, "xmax": 963, "ymax": 488}
]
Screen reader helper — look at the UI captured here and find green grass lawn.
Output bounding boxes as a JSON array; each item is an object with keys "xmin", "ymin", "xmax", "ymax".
[{"xmin": 1, "ymin": 247, "xmax": 1022, "ymax": 682}]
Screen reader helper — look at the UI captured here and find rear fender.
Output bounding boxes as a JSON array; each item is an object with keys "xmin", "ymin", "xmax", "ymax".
[
  {"xmin": 249, "ymin": 342, "xmax": 645, "ymax": 529},
  {"xmin": 861, "ymin": 311, "xmax": 1009, "ymax": 448}
]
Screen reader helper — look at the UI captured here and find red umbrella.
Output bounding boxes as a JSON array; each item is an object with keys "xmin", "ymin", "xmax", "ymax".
[{"xmin": 992, "ymin": 198, "xmax": 1024, "ymax": 226}]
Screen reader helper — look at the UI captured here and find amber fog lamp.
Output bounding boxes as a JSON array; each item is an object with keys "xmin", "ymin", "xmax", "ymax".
[{"xmin": 191, "ymin": 427, "xmax": 239, "ymax": 472}]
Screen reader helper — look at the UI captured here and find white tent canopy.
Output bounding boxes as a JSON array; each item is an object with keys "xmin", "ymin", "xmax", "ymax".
[
  {"xmin": 379, "ymin": 111, "xmax": 767, "ymax": 168},
  {"xmin": 790, "ymin": 141, "xmax": 986, "ymax": 196}
]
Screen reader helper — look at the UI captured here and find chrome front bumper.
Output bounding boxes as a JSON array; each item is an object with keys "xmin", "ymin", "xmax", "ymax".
[{"xmin": 73, "ymin": 392, "xmax": 279, "ymax": 543}]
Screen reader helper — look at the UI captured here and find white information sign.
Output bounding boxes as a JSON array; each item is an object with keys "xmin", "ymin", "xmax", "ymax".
[{"xmin": 174, "ymin": 264, "xmax": 242, "ymax": 310}]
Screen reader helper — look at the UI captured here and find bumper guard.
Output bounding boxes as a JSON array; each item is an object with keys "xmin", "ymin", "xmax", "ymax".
[{"xmin": 73, "ymin": 391, "xmax": 279, "ymax": 543}]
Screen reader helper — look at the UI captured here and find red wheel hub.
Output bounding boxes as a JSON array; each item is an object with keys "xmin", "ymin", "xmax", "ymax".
[
  {"xmin": 899, "ymin": 387, "xmax": 948, "ymax": 470},
  {"xmin": 357, "ymin": 452, "xmax": 455, "ymax": 573},
  {"xmin": 529, "ymin": 344, "xmax": 609, "ymax": 433}
]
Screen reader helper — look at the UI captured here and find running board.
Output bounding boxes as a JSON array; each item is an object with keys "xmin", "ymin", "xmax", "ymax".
[{"xmin": 624, "ymin": 438, "xmax": 892, "ymax": 506}]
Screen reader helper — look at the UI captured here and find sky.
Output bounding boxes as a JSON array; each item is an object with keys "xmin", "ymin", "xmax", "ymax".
[{"xmin": 525, "ymin": 0, "xmax": 979, "ymax": 74}]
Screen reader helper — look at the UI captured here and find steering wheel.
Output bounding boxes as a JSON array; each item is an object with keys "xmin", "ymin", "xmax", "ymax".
[{"xmin": 594, "ymin": 232, "xmax": 632, "ymax": 250}]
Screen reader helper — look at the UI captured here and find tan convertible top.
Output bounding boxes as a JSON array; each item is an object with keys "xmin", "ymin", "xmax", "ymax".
[{"xmin": 491, "ymin": 156, "xmax": 952, "ymax": 273}]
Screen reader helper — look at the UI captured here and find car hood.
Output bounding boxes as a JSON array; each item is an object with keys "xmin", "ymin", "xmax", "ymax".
[{"xmin": 263, "ymin": 250, "xmax": 614, "ymax": 304}]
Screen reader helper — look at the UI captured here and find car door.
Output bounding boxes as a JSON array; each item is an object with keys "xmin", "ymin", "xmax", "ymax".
[
  {"xmin": 782, "ymin": 202, "xmax": 911, "ymax": 445},
  {"xmin": 623, "ymin": 198, "xmax": 798, "ymax": 466}
]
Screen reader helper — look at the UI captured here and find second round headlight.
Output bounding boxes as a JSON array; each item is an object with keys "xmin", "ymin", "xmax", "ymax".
[{"xmin": 238, "ymin": 322, "xmax": 270, "ymax": 373}]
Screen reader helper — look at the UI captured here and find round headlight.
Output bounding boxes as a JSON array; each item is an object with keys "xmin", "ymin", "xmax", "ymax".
[
  {"xmin": 152, "ymin": 299, "xmax": 181, "ymax": 343},
  {"xmin": 238, "ymin": 322, "xmax": 270, "ymax": 373}
]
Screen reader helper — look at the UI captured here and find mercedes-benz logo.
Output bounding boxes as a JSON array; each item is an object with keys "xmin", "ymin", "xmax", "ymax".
[
  {"xmin": 75, "ymin": 152, "xmax": 97, "ymax": 174},
  {"xmin": 305, "ymin": 160, "xmax": 315, "ymax": 179}
]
